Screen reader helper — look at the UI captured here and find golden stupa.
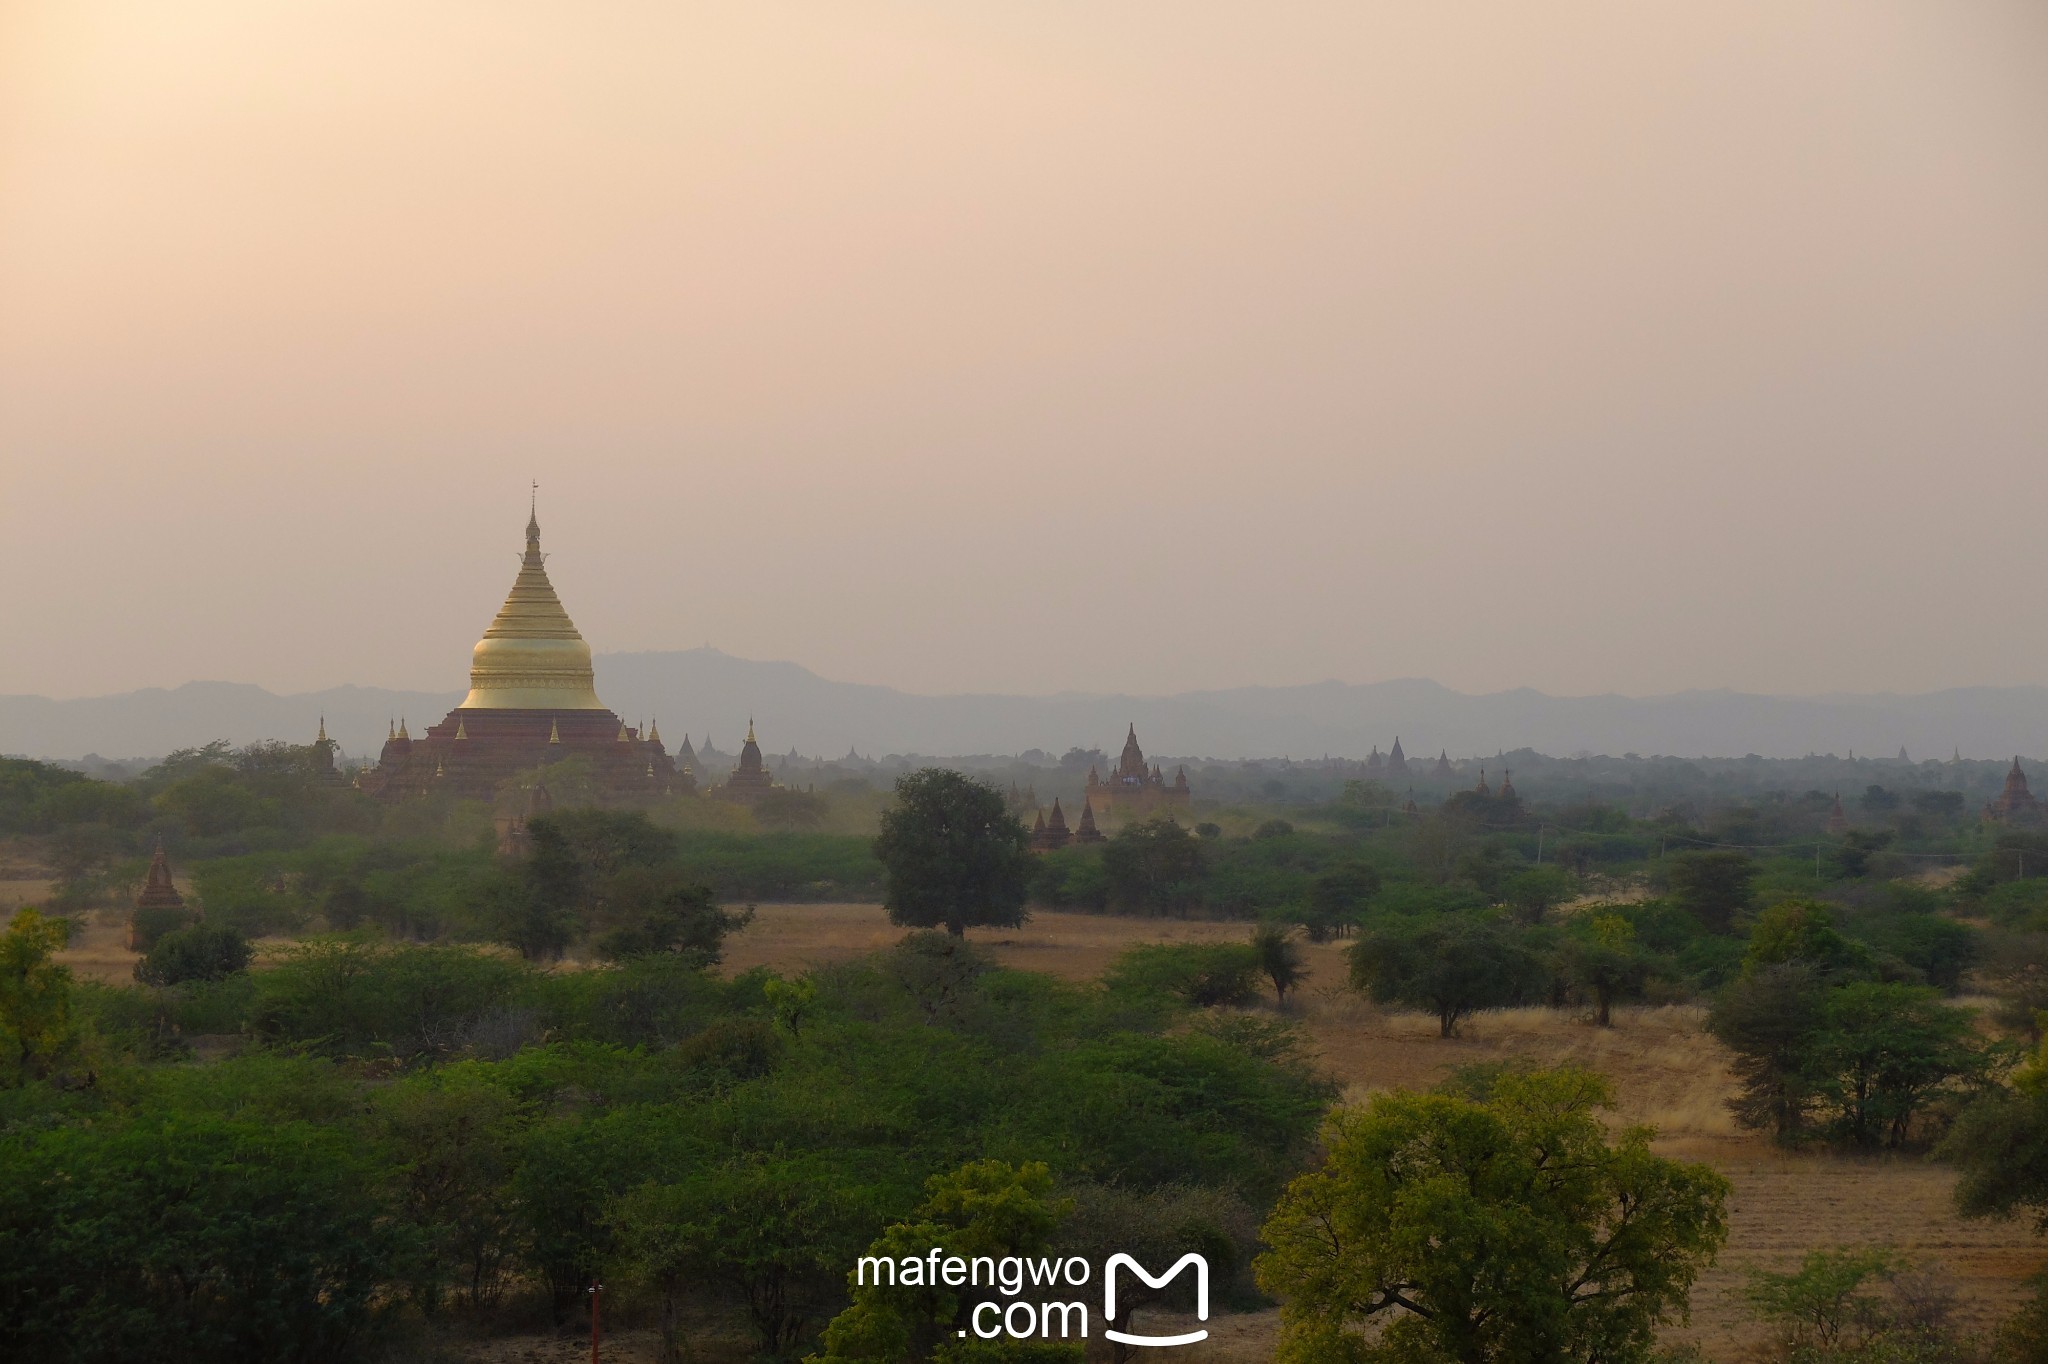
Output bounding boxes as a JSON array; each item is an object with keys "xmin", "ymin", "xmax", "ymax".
[
  {"xmin": 358, "ymin": 500, "xmax": 688, "ymax": 806},
  {"xmin": 461, "ymin": 507, "xmax": 608, "ymax": 710}
]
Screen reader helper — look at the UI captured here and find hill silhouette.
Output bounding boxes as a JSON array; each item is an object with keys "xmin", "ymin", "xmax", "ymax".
[{"xmin": 5, "ymin": 648, "xmax": 2045, "ymax": 766}]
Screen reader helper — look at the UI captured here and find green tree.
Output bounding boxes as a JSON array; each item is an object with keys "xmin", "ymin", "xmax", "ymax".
[
  {"xmin": 1348, "ymin": 914, "xmax": 1544, "ymax": 1037},
  {"xmin": 610, "ymin": 1153, "xmax": 884, "ymax": 1361},
  {"xmin": 529, "ymin": 808, "xmax": 681, "ymax": 893},
  {"xmin": 766, "ymin": 974, "xmax": 819, "ymax": 1039},
  {"xmin": 1706, "ymin": 964, "xmax": 1827, "ymax": 1143},
  {"xmin": 593, "ymin": 867, "xmax": 753, "ymax": 963},
  {"xmin": 374, "ymin": 1068, "xmax": 528, "ymax": 1311},
  {"xmin": 1055, "ymin": 1181, "xmax": 1252, "ymax": 1364},
  {"xmin": 1303, "ymin": 863, "xmax": 1381, "ymax": 942},
  {"xmin": 1806, "ymin": 982, "xmax": 1996, "ymax": 1149},
  {"xmin": 154, "ymin": 763, "xmax": 283, "ymax": 838},
  {"xmin": 1503, "ymin": 866, "xmax": 1575, "ymax": 925},
  {"xmin": 1256, "ymin": 1067, "xmax": 1729, "ymax": 1364},
  {"xmin": 1558, "ymin": 912, "xmax": 1654, "ymax": 1027},
  {"xmin": 0, "ymin": 907, "xmax": 76, "ymax": 1086},
  {"xmin": 1835, "ymin": 829, "xmax": 1896, "ymax": 879},
  {"xmin": 0, "ymin": 1115, "xmax": 405, "ymax": 1364},
  {"xmin": 250, "ymin": 940, "xmax": 531, "ymax": 1060},
  {"xmin": 1945, "ymin": 1076, "xmax": 2048, "ymax": 1230},
  {"xmin": 47, "ymin": 822, "xmax": 120, "ymax": 907},
  {"xmin": 480, "ymin": 870, "xmax": 577, "ymax": 962},
  {"xmin": 812, "ymin": 1160, "xmax": 1070, "ymax": 1364},
  {"xmin": 886, "ymin": 931, "xmax": 996, "ymax": 1026},
  {"xmin": 1742, "ymin": 1247, "xmax": 1902, "ymax": 1355},
  {"xmin": 874, "ymin": 770, "xmax": 1033, "ymax": 937},
  {"xmin": 513, "ymin": 809, "xmax": 685, "ymax": 958},
  {"xmin": 1100, "ymin": 818, "xmax": 1207, "ymax": 916},
  {"xmin": 1851, "ymin": 912, "xmax": 1979, "ymax": 994},
  {"xmin": 1743, "ymin": 900, "xmax": 1872, "ymax": 980},
  {"xmin": 134, "ymin": 921, "xmax": 252, "ymax": 987},
  {"xmin": 1664, "ymin": 850, "xmax": 1757, "ymax": 934},
  {"xmin": 1252, "ymin": 923, "xmax": 1308, "ymax": 1006}
]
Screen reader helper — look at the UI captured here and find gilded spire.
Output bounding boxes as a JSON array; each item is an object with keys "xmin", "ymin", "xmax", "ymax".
[
  {"xmin": 648, "ymin": 716, "xmax": 661, "ymax": 745},
  {"xmin": 548, "ymin": 719, "xmax": 561, "ymax": 744},
  {"xmin": 317, "ymin": 715, "xmax": 328, "ymax": 743},
  {"xmin": 455, "ymin": 718, "xmax": 467, "ymax": 739},
  {"xmin": 460, "ymin": 504, "xmax": 607, "ymax": 711},
  {"xmin": 398, "ymin": 717, "xmax": 409, "ymax": 740},
  {"xmin": 747, "ymin": 716, "xmax": 757, "ymax": 744}
]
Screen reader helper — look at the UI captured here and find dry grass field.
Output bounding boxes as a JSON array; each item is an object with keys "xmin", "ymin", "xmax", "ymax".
[
  {"xmin": 716, "ymin": 904, "xmax": 2048, "ymax": 1361},
  {"xmin": 37, "ymin": 898, "xmax": 2048, "ymax": 1359},
  {"xmin": 0, "ymin": 870, "xmax": 55, "ymax": 915}
]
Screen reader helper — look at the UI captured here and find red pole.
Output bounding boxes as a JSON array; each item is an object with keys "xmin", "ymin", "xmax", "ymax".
[{"xmin": 590, "ymin": 1278, "xmax": 602, "ymax": 1363}]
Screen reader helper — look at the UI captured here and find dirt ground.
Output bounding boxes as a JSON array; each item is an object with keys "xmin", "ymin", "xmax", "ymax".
[
  {"xmin": 0, "ymin": 871, "xmax": 55, "ymax": 915},
  {"xmin": 46, "ymin": 899, "xmax": 2048, "ymax": 1360},
  {"xmin": 51, "ymin": 908, "xmax": 145, "ymax": 982}
]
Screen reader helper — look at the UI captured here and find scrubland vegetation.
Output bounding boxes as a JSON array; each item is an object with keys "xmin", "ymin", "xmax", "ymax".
[{"xmin": 11, "ymin": 742, "xmax": 2048, "ymax": 1360}]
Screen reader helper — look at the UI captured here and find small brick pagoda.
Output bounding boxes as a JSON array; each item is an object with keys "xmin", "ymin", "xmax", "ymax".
[
  {"xmin": 1985, "ymin": 757, "xmax": 2043, "ymax": 825},
  {"xmin": 711, "ymin": 720, "xmax": 780, "ymax": 804},
  {"xmin": 358, "ymin": 503, "xmax": 683, "ymax": 804},
  {"xmin": 128, "ymin": 841, "xmax": 196, "ymax": 949},
  {"xmin": 1083, "ymin": 724, "xmax": 1190, "ymax": 821}
]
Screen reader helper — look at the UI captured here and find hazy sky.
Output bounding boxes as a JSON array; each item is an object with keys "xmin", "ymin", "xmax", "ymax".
[{"xmin": 4, "ymin": 2, "xmax": 2046, "ymax": 703}]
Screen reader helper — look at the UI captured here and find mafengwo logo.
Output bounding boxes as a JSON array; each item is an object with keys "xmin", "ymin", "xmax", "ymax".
[{"xmin": 854, "ymin": 1249, "xmax": 1209, "ymax": 1346}]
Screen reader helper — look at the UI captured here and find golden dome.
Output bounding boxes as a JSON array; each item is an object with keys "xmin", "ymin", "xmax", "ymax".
[{"xmin": 459, "ymin": 510, "xmax": 608, "ymax": 710}]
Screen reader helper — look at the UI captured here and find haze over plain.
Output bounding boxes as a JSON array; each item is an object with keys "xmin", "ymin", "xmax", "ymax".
[{"xmin": 3, "ymin": 2, "xmax": 2046, "ymax": 706}]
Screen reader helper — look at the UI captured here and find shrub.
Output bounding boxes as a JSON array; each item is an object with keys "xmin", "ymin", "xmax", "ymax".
[
  {"xmin": 250, "ymin": 939, "xmax": 533, "ymax": 1060},
  {"xmin": 0, "ymin": 1115, "xmax": 405, "ymax": 1363},
  {"xmin": 135, "ymin": 922, "xmax": 252, "ymax": 987},
  {"xmin": 1104, "ymin": 942, "xmax": 1262, "ymax": 1009},
  {"xmin": 128, "ymin": 905, "xmax": 197, "ymax": 952}
]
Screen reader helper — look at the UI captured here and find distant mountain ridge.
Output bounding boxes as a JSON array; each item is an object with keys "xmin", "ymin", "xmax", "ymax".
[{"xmin": 2, "ymin": 649, "xmax": 2044, "ymax": 765}]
